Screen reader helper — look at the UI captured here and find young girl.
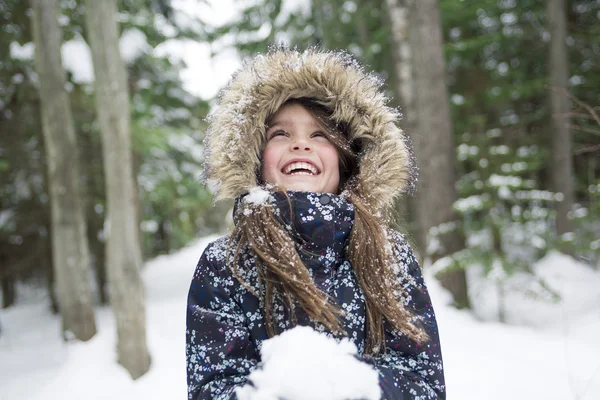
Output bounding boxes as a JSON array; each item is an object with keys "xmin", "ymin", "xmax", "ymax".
[{"xmin": 186, "ymin": 48, "xmax": 445, "ymax": 400}]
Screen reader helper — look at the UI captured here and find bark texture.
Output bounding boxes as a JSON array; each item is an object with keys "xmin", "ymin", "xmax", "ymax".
[
  {"xmin": 386, "ymin": 0, "xmax": 414, "ymax": 129},
  {"xmin": 548, "ymin": 0, "xmax": 575, "ymax": 240},
  {"xmin": 31, "ymin": 0, "xmax": 96, "ymax": 340},
  {"xmin": 405, "ymin": 0, "xmax": 469, "ymax": 308},
  {"xmin": 83, "ymin": 0, "xmax": 151, "ymax": 378},
  {"xmin": 1, "ymin": 251, "xmax": 15, "ymax": 309},
  {"xmin": 385, "ymin": 0, "xmax": 420, "ymax": 247}
]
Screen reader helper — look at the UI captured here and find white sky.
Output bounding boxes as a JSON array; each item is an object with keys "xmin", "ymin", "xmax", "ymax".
[
  {"xmin": 160, "ymin": 0, "xmax": 244, "ymax": 100},
  {"xmin": 165, "ymin": 0, "xmax": 311, "ymax": 100}
]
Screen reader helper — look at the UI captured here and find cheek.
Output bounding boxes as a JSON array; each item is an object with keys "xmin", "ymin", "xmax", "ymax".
[
  {"xmin": 322, "ymin": 147, "xmax": 340, "ymax": 176},
  {"xmin": 261, "ymin": 144, "xmax": 281, "ymax": 180},
  {"xmin": 322, "ymin": 146, "xmax": 340, "ymax": 193}
]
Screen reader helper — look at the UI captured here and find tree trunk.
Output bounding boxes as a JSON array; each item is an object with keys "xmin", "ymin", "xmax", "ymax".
[
  {"xmin": 1, "ymin": 274, "xmax": 16, "ymax": 309},
  {"xmin": 355, "ymin": 2, "xmax": 370, "ymax": 52},
  {"xmin": 30, "ymin": 0, "xmax": 97, "ymax": 340},
  {"xmin": 312, "ymin": 0, "xmax": 329, "ymax": 47},
  {"xmin": 44, "ymin": 235, "xmax": 60, "ymax": 314},
  {"xmin": 548, "ymin": 0, "xmax": 575, "ymax": 246},
  {"xmin": 83, "ymin": 0, "xmax": 151, "ymax": 379},
  {"xmin": 385, "ymin": 0, "xmax": 422, "ymax": 249},
  {"xmin": 386, "ymin": 0, "xmax": 414, "ymax": 130},
  {"xmin": 1, "ymin": 252, "xmax": 16, "ymax": 309},
  {"xmin": 80, "ymin": 122, "xmax": 108, "ymax": 305},
  {"xmin": 405, "ymin": 0, "xmax": 470, "ymax": 308}
]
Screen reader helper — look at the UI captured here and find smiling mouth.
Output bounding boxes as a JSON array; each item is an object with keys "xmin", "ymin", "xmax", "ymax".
[{"xmin": 282, "ymin": 162, "xmax": 320, "ymax": 176}]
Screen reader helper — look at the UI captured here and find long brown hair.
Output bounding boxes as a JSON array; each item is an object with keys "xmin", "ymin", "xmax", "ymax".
[{"xmin": 229, "ymin": 98, "xmax": 427, "ymax": 354}]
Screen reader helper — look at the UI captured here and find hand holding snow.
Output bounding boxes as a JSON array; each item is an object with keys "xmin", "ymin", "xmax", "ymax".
[{"xmin": 236, "ymin": 326, "xmax": 381, "ymax": 400}]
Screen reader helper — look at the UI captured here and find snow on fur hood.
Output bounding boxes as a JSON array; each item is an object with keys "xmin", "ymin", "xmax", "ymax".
[{"xmin": 203, "ymin": 47, "xmax": 417, "ymax": 212}]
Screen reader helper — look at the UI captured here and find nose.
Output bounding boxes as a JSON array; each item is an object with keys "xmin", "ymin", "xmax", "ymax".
[{"xmin": 290, "ymin": 137, "xmax": 312, "ymax": 152}]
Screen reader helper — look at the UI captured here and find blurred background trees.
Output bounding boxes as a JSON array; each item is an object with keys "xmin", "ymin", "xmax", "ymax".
[
  {"xmin": 1, "ymin": 0, "xmax": 218, "ymax": 314},
  {"xmin": 1, "ymin": 0, "xmax": 599, "ymax": 351}
]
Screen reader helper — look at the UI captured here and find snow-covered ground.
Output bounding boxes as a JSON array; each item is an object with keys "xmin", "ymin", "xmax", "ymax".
[{"xmin": 1, "ymin": 236, "xmax": 599, "ymax": 400}]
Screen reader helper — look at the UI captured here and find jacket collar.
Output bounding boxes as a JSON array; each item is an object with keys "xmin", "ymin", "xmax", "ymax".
[{"xmin": 234, "ymin": 190, "xmax": 355, "ymax": 263}]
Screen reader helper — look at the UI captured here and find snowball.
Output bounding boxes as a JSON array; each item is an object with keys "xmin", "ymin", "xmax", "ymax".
[{"xmin": 236, "ymin": 326, "xmax": 381, "ymax": 400}]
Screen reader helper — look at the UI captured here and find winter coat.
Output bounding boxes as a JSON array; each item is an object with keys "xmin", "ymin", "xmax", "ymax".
[
  {"xmin": 186, "ymin": 191, "xmax": 445, "ymax": 399},
  {"xmin": 187, "ymin": 48, "xmax": 446, "ymax": 399}
]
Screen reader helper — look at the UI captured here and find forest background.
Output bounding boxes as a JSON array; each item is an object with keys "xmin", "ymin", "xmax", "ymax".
[{"xmin": 0, "ymin": 0, "xmax": 599, "ymax": 383}]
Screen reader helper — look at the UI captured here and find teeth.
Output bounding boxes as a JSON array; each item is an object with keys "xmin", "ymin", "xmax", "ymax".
[
  {"xmin": 289, "ymin": 171, "xmax": 313, "ymax": 176},
  {"xmin": 283, "ymin": 162, "xmax": 318, "ymax": 175}
]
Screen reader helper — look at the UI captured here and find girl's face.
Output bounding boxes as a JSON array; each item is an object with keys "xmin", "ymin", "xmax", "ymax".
[{"xmin": 261, "ymin": 103, "xmax": 340, "ymax": 194}]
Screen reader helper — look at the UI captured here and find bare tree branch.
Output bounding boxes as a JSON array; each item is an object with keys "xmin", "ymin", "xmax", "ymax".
[
  {"xmin": 575, "ymin": 144, "xmax": 600, "ymax": 155},
  {"xmin": 547, "ymin": 86, "xmax": 600, "ymax": 126},
  {"xmin": 547, "ymin": 86, "xmax": 600, "ymax": 154},
  {"xmin": 555, "ymin": 112, "xmax": 600, "ymax": 120},
  {"xmin": 567, "ymin": 123, "xmax": 600, "ymax": 138}
]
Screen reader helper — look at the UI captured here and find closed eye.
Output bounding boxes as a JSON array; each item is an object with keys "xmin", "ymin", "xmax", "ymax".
[
  {"xmin": 268, "ymin": 130, "xmax": 288, "ymax": 139},
  {"xmin": 311, "ymin": 131, "xmax": 328, "ymax": 139}
]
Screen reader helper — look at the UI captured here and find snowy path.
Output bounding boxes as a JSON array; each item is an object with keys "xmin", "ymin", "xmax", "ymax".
[{"xmin": 1, "ymin": 236, "xmax": 599, "ymax": 400}]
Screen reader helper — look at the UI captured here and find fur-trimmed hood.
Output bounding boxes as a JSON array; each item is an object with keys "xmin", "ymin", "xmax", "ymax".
[{"xmin": 203, "ymin": 47, "xmax": 417, "ymax": 212}]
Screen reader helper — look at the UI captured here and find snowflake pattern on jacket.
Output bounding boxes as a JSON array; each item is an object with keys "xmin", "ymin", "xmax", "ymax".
[{"xmin": 186, "ymin": 191, "xmax": 445, "ymax": 400}]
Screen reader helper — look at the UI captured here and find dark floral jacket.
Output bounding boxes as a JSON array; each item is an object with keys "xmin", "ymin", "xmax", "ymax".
[{"xmin": 186, "ymin": 191, "xmax": 445, "ymax": 400}]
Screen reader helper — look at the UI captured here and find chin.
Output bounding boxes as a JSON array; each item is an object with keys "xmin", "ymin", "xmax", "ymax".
[
  {"xmin": 279, "ymin": 180, "xmax": 318, "ymax": 192},
  {"xmin": 285, "ymin": 184, "xmax": 319, "ymax": 192}
]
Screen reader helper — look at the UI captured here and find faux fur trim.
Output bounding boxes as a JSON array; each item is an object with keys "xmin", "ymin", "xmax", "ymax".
[{"xmin": 203, "ymin": 47, "xmax": 417, "ymax": 212}]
